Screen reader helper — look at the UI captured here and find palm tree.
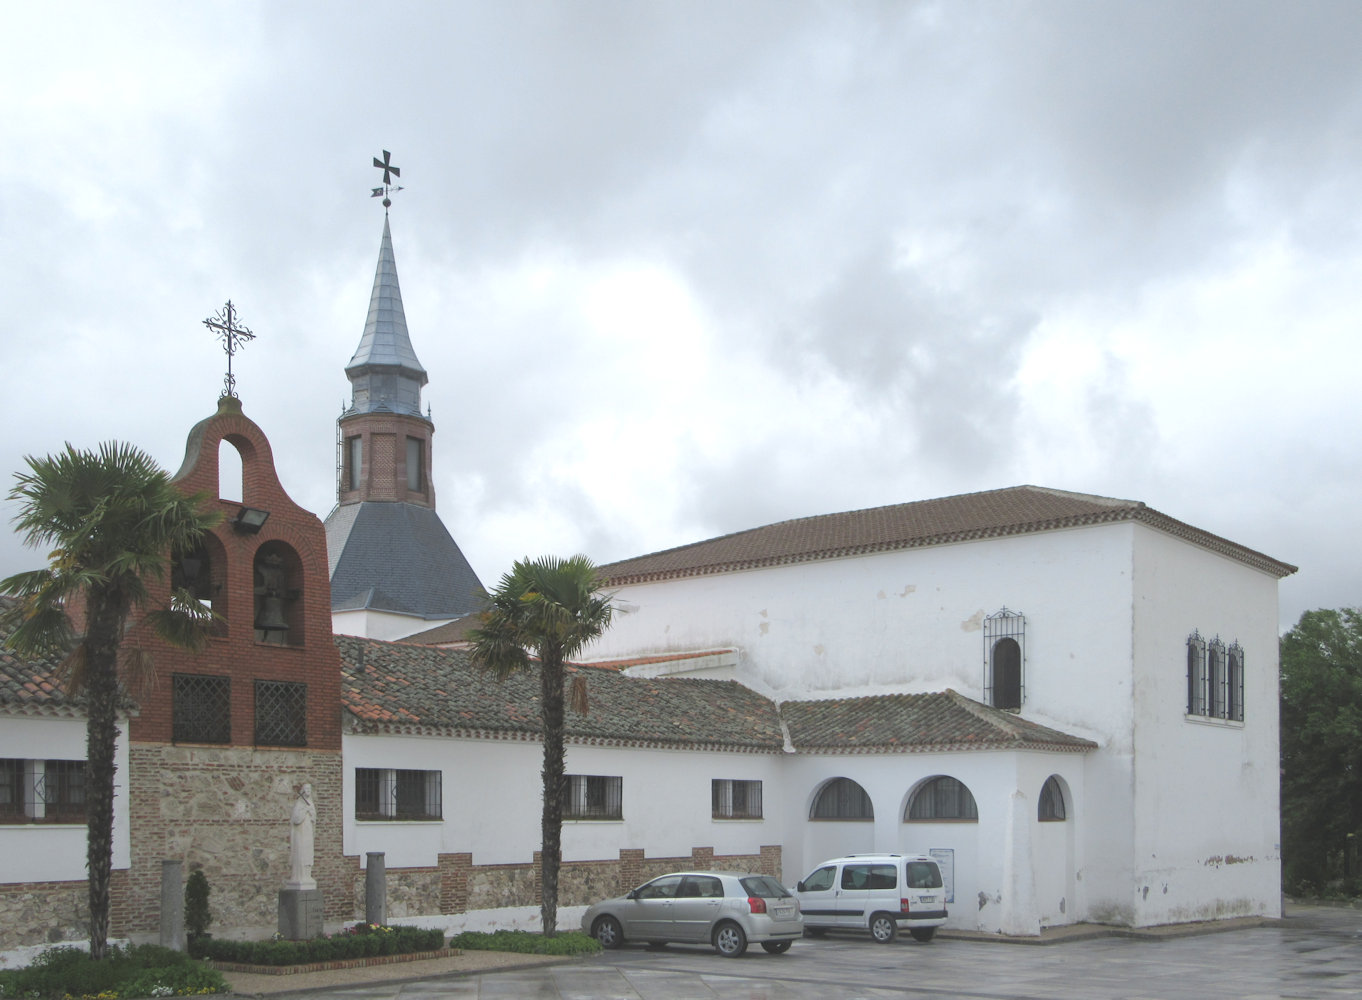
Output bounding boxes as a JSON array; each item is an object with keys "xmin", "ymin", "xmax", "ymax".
[
  {"xmin": 0, "ymin": 442, "xmax": 219, "ymax": 959},
  {"xmin": 469, "ymin": 555, "xmax": 613, "ymax": 936}
]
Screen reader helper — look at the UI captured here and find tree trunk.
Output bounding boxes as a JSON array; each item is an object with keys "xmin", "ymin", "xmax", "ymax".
[
  {"xmin": 83, "ymin": 588, "xmax": 127, "ymax": 961},
  {"xmin": 539, "ymin": 649, "xmax": 566, "ymax": 936}
]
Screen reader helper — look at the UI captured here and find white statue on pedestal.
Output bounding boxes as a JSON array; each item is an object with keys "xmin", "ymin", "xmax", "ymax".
[{"xmin": 288, "ymin": 783, "xmax": 316, "ymax": 889}]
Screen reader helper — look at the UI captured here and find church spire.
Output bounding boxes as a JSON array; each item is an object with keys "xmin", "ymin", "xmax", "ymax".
[{"xmin": 344, "ymin": 216, "xmax": 428, "ymax": 418}]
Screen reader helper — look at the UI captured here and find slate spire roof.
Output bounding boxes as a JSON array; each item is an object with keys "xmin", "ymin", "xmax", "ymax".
[
  {"xmin": 344, "ymin": 215, "xmax": 428, "ymax": 418},
  {"xmin": 599, "ymin": 485, "xmax": 1297, "ymax": 584}
]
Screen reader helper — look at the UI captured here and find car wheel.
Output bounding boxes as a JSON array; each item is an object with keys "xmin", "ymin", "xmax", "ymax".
[
  {"xmin": 761, "ymin": 940, "xmax": 793, "ymax": 954},
  {"xmin": 713, "ymin": 921, "xmax": 748, "ymax": 957},
  {"xmin": 910, "ymin": 927, "xmax": 937, "ymax": 943},
  {"xmin": 869, "ymin": 913, "xmax": 898, "ymax": 943},
  {"xmin": 592, "ymin": 915, "xmax": 624, "ymax": 950}
]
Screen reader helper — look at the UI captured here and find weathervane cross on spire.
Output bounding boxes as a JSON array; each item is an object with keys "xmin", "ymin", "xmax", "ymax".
[
  {"xmin": 203, "ymin": 300, "xmax": 255, "ymax": 399},
  {"xmin": 371, "ymin": 149, "xmax": 404, "ymax": 209}
]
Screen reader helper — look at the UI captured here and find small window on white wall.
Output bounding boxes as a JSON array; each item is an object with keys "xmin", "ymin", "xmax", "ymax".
[
  {"xmin": 984, "ymin": 608, "xmax": 1025, "ymax": 709},
  {"xmin": 1038, "ymin": 776, "xmax": 1066, "ymax": 821}
]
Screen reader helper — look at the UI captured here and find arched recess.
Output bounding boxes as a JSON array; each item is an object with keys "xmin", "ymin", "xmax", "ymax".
[
  {"xmin": 253, "ymin": 540, "xmax": 304, "ymax": 646},
  {"xmin": 810, "ymin": 777, "xmax": 874, "ymax": 820},
  {"xmin": 172, "ymin": 532, "xmax": 228, "ymax": 637},
  {"xmin": 1034, "ymin": 773, "xmax": 1076, "ymax": 928},
  {"xmin": 904, "ymin": 775, "xmax": 978, "ymax": 822}
]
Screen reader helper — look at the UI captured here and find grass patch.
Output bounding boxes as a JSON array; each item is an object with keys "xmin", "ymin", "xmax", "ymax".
[
  {"xmin": 447, "ymin": 930, "xmax": 601, "ymax": 956},
  {"xmin": 0, "ymin": 943, "xmax": 228, "ymax": 999}
]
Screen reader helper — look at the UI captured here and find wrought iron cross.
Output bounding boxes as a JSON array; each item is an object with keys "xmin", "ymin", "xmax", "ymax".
[
  {"xmin": 371, "ymin": 150, "xmax": 403, "ymax": 208},
  {"xmin": 203, "ymin": 300, "xmax": 255, "ymax": 399}
]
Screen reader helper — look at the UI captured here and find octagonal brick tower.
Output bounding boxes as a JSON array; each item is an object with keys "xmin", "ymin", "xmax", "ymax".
[{"xmin": 323, "ymin": 215, "xmax": 484, "ymax": 639}]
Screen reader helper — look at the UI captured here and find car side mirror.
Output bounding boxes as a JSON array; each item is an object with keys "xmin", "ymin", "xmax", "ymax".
[
  {"xmin": 627, "ymin": 889, "xmax": 639, "ymax": 900},
  {"xmin": 796, "ymin": 881, "xmax": 806, "ymax": 892}
]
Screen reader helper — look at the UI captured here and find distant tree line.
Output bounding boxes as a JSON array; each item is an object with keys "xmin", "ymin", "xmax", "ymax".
[{"xmin": 1280, "ymin": 608, "xmax": 1362, "ymax": 895}]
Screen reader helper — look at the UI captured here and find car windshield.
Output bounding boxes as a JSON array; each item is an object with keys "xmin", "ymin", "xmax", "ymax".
[
  {"xmin": 906, "ymin": 861, "xmax": 943, "ymax": 889},
  {"xmin": 740, "ymin": 875, "xmax": 792, "ymax": 898}
]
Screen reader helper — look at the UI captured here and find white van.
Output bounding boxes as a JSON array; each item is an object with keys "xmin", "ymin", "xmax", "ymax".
[{"xmin": 795, "ymin": 854, "xmax": 948, "ymax": 942}]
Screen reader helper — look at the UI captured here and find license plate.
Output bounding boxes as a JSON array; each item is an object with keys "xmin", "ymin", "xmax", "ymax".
[
  {"xmin": 773, "ymin": 905, "xmax": 794, "ymax": 917},
  {"xmin": 919, "ymin": 896, "xmax": 935, "ymax": 903}
]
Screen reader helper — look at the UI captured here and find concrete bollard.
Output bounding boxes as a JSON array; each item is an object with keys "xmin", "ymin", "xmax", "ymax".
[
  {"xmin": 365, "ymin": 851, "xmax": 387, "ymax": 927},
  {"xmin": 160, "ymin": 860, "xmax": 185, "ymax": 951}
]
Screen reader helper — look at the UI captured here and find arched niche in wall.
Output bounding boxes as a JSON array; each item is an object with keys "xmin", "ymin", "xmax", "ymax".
[
  {"xmin": 253, "ymin": 540, "xmax": 304, "ymax": 646},
  {"xmin": 809, "ymin": 777, "xmax": 874, "ymax": 820},
  {"xmin": 172, "ymin": 532, "xmax": 229, "ymax": 637},
  {"xmin": 218, "ymin": 438, "xmax": 244, "ymax": 503}
]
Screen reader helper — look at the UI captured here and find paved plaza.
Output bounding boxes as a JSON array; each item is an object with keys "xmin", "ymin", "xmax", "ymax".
[{"xmin": 231, "ymin": 903, "xmax": 1362, "ymax": 999}]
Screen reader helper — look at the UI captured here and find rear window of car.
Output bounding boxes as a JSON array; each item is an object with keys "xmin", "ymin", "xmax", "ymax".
[
  {"xmin": 906, "ymin": 861, "xmax": 943, "ymax": 889},
  {"xmin": 740, "ymin": 875, "xmax": 792, "ymax": 898}
]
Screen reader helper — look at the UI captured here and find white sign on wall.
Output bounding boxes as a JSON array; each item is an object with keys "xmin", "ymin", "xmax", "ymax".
[{"xmin": 929, "ymin": 848, "xmax": 955, "ymax": 904}]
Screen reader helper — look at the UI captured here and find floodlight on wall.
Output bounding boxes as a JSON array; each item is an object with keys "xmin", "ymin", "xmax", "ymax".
[{"xmin": 232, "ymin": 506, "xmax": 270, "ymax": 534}]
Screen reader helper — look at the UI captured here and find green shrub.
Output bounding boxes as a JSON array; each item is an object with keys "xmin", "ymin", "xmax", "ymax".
[
  {"xmin": 448, "ymin": 929, "xmax": 601, "ymax": 956},
  {"xmin": 184, "ymin": 870, "xmax": 212, "ymax": 939},
  {"xmin": 0, "ymin": 943, "xmax": 229, "ymax": 999},
  {"xmin": 190, "ymin": 924, "xmax": 446, "ymax": 966}
]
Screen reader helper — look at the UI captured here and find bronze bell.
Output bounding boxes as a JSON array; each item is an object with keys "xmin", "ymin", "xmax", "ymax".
[{"xmin": 255, "ymin": 596, "xmax": 289, "ymax": 632}]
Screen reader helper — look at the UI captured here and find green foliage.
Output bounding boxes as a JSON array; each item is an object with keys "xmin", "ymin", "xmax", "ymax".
[
  {"xmin": 190, "ymin": 925, "xmax": 445, "ymax": 966},
  {"xmin": 184, "ymin": 870, "xmax": 211, "ymax": 939},
  {"xmin": 0, "ymin": 943, "xmax": 228, "ymax": 998},
  {"xmin": 1280, "ymin": 608, "xmax": 1362, "ymax": 893},
  {"xmin": 448, "ymin": 930, "xmax": 602, "ymax": 955}
]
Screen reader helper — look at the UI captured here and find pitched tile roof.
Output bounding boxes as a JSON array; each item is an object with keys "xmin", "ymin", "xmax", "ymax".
[
  {"xmin": 599, "ymin": 485, "xmax": 1297, "ymax": 584},
  {"xmin": 336, "ymin": 634, "xmax": 786, "ymax": 751},
  {"xmin": 0, "ymin": 595, "xmax": 85, "ymax": 716},
  {"xmin": 781, "ymin": 689, "xmax": 1098, "ymax": 754},
  {"xmin": 402, "ymin": 612, "xmax": 481, "ymax": 646},
  {"xmin": 336, "ymin": 635, "xmax": 1096, "ymax": 756}
]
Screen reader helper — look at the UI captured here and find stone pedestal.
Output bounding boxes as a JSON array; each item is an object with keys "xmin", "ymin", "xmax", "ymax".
[
  {"xmin": 278, "ymin": 887, "xmax": 324, "ymax": 941},
  {"xmin": 159, "ymin": 860, "xmax": 185, "ymax": 951},
  {"xmin": 365, "ymin": 852, "xmax": 387, "ymax": 927}
]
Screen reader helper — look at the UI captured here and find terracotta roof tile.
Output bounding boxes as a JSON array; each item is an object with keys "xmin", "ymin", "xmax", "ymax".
[
  {"xmin": 0, "ymin": 595, "xmax": 83, "ymax": 713},
  {"xmin": 598, "ymin": 485, "xmax": 1296, "ymax": 584}
]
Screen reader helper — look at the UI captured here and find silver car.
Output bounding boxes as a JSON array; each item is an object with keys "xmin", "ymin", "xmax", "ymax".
[{"xmin": 582, "ymin": 871, "xmax": 803, "ymax": 957}]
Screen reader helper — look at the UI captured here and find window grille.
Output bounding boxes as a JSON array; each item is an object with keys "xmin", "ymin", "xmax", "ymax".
[
  {"xmin": 562, "ymin": 774, "xmax": 622, "ymax": 820},
  {"xmin": 355, "ymin": 768, "xmax": 442, "ymax": 820},
  {"xmin": 906, "ymin": 775, "xmax": 979, "ymax": 821},
  {"xmin": 1038, "ymin": 775, "xmax": 1066, "ymax": 821},
  {"xmin": 255, "ymin": 680, "xmax": 306, "ymax": 747},
  {"xmin": 1207, "ymin": 637, "xmax": 1227, "ymax": 718},
  {"xmin": 1227, "ymin": 642, "xmax": 1245, "ymax": 722},
  {"xmin": 173, "ymin": 673, "xmax": 231, "ymax": 744},
  {"xmin": 0, "ymin": 759, "xmax": 86, "ymax": 824},
  {"xmin": 810, "ymin": 777, "xmax": 873, "ymax": 820},
  {"xmin": 712, "ymin": 779, "xmax": 763, "ymax": 819},
  {"xmin": 983, "ymin": 608, "xmax": 1025, "ymax": 709},
  {"xmin": 1186, "ymin": 631, "xmax": 1207, "ymax": 715}
]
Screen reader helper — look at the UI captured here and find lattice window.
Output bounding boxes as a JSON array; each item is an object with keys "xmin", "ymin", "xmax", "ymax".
[
  {"xmin": 905, "ymin": 776, "xmax": 979, "ymax": 821},
  {"xmin": 255, "ymin": 680, "xmax": 306, "ymax": 747},
  {"xmin": 712, "ymin": 779, "xmax": 763, "ymax": 819},
  {"xmin": 173, "ymin": 673, "xmax": 230, "ymax": 744},
  {"xmin": 984, "ymin": 608, "xmax": 1025, "ymax": 709},
  {"xmin": 810, "ymin": 777, "xmax": 874, "ymax": 820},
  {"xmin": 562, "ymin": 774, "xmax": 622, "ymax": 820}
]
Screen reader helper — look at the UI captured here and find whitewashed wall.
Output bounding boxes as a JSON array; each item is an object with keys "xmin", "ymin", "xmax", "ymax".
[
  {"xmin": 0, "ymin": 714, "xmax": 130, "ymax": 882},
  {"xmin": 1127, "ymin": 524, "xmax": 1283, "ymax": 926},
  {"xmin": 332, "ymin": 609, "xmax": 451, "ymax": 641}
]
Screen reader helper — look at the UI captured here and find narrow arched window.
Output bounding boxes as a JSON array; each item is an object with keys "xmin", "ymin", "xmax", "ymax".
[
  {"xmin": 1208, "ymin": 638, "xmax": 1226, "ymax": 718},
  {"xmin": 984, "ymin": 608, "xmax": 1025, "ymax": 709},
  {"xmin": 810, "ymin": 778, "xmax": 873, "ymax": 820},
  {"xmin": 905, "ymin": 776, "xmax": 978, "ymax": 822},
  {"xmin": 1186, "ymin": 631, "xmax": 1207, "ymax": 715},
  {"xmin": 1227, "ymin": 643, "xmax": 1244, "ymax": 722},
  {"xmin": 1038, "ymin": 776, "xmax": 1066, "ymax": 821}
]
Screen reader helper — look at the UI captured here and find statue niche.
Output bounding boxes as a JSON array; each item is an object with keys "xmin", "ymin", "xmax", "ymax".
[{"xmin": 253, "ymin": 542, "xmax": 303, "ymax": 645}]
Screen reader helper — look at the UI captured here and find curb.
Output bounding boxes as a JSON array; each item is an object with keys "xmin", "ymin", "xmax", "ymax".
[{"xmin": 210, "ymin": 947, "xmax": 455, "ymax": 975}]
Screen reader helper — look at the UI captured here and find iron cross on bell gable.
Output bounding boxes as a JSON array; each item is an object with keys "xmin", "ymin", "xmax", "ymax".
[{"xmin": 204, "ymin": 300, "xmax": 255, "ymax": 399}]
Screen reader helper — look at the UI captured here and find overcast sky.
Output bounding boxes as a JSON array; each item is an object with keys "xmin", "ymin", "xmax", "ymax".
[{"xmin": 2, "ymin": 1, "xmax": 1360, "ymax": 630}]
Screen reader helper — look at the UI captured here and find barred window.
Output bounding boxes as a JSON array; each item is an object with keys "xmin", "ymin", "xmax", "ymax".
[
  {"xmin": 562, "ymin": 774, "xmax": 622, "ymax": 820},
  {"xmin": 355, "ymin": 768, "xmax": 442, "ymax": 820},
  {"xmin": 1187, "ymin": 632, "xmax": 1244, "ymax": 722},
  {"xmin": 1038, "ymin": 775, "xmax": 1066, "ymax": 821},
  {"xmin": 810, "ymin": 777, "xmax": 873, "ymax": 820},
  {"xmin": 712, "ymin": 779, "xmax": 763, "ymax": 819},
  {"xmin": 255, "ymin": 680, "xmax": 306, "ymax": 747},
  {"xmin": 906, "ymin": 775, "xmax": 978, "ymax": 821},
  {"xmin": 1227, "ymin": 643, "xmax": 1245, "ymax": 722},
  {"xmin": 1208, "ymin": 638, "xmax": 1226, "ymax": 718},
  {"xmin": 0, "ymin": 759, "xmax": 86, "ymax": 824},
  {"xmin": 984, "ymin": 608, "xmax": 1025, "ymax": 710},
  {"xmin": 173, "ymin": 673, "xmax": 230, "ymax": 744},
  {"xmin": 1186, "ymin": 631, "xmax": 1207, "ymax": 715}
]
